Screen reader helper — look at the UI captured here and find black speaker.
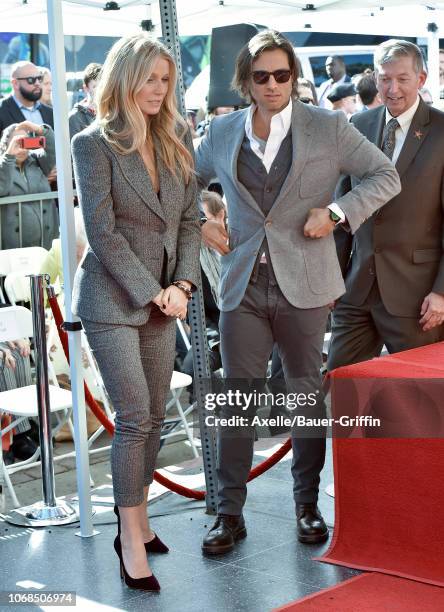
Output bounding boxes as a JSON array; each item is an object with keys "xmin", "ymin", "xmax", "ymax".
[{"xmin": 208, "ymin": 23, "xmax": 266, "ymax": 110}]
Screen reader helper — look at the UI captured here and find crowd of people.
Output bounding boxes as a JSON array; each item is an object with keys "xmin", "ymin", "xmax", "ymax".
[{"xmin": 0, "ymin": 28, "xmax": 443, "ymax": 594}]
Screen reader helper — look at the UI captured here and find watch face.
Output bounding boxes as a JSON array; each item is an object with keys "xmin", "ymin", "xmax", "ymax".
[{"xmin": 330, "ymin": 211, "xmax": 341, "ymax": 222}]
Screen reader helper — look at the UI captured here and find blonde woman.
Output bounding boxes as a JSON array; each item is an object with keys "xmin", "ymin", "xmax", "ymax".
[{"xmin": 71, "ymin": 34, "xmax": 201, "ymax": 591}]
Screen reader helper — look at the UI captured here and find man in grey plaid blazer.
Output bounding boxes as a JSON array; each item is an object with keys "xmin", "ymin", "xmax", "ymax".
[{"xmin": 195, "ymin": 30, "xmax": 401, "ymax": 555}]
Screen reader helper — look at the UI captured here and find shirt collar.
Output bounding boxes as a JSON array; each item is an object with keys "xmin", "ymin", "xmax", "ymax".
[
  {"xmin": 245, "ymin": 97, "xmax": 292, "ymax": 141},
  {"xmin": 385, "ymin": 95, "xmax": 420, "ymax": 134},
  {"xmin": 13, "ymin": 95, "xmax": 41, "ymax": 112}
]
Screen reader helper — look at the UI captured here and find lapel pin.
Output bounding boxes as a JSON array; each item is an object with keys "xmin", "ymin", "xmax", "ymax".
[{"xmin": 414, "ymin": 130, "xmax": 423, "ymax": 140}]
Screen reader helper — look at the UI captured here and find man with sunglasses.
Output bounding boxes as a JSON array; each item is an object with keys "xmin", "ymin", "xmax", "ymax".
[
  {"xmin": 196, "ymin": 30, "xmax": 400, "ymax": 555},
  {"xmin": 0, "ymin": 61, "xmax": 54, "ymax": 139}
]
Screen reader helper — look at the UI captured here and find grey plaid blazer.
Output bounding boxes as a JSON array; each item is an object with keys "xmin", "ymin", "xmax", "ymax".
[{"xmin": 71, "ymin": 124, "xmax": 201, "ymax": 325}]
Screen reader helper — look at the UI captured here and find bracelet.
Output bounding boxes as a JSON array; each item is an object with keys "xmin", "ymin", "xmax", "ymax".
[{"xmin": 172, "ymin": 281, "xmax": 193, "ymax": 301}]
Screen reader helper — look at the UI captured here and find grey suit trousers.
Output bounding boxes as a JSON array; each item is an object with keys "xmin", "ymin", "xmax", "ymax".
[
  {"xmin": 82, "ymin": 308, "xmax": 176, "ymax": 507},
  {"xmin": 218, "ymin": 265, "xmax": 329, "ymax": 515}
]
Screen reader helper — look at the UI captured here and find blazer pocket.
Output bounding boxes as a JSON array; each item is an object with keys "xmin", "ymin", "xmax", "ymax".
[
  {"xmin": 299, "ymin": 160, "xmax": 334, "ymax": 198},
  {"xmin": 115, "ymin": 225, "xmax": 134, "ymax": 246},
  {"xmin": 412, "ymin": 249, "xmax": 441, "ymax": 264}
]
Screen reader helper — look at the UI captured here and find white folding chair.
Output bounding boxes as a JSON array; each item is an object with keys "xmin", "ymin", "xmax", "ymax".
[
  {"xmin": 1, "ymin": 247, "xmax": 49, "ymax": 305},
  {"xmin": 0, "ymin": 306, "xmax": 73, "ymax": 508},
  {"xmin": 163, "ymin": 371, "xmax": 199, "ymax": 458}
]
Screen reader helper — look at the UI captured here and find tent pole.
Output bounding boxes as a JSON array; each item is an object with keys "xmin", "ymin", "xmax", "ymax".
[
  {"xmin": 159, "ymin": 0, "xmax": 218, "ymax": 515},
  {"xmin": 46, "ymin": 0, "xmax": 97, "ymax": 537}
]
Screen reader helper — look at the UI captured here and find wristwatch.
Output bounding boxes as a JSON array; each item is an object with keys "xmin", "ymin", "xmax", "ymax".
[{"xmin": 329, "ymin": 210, "xmax": 341, "ymax": 224}]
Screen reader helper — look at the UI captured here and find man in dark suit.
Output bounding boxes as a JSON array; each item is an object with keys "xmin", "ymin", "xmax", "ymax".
[
  {"xmin": 318, "ymin": 55, "xmax": 351, "ymax": 109},
  {"xmin": 0, "ymin": 61, "xmax": 53, "ymax": 138},
  {"xmin": 328, "ymin": 39, "xmax": 444, "ymax": 372}
]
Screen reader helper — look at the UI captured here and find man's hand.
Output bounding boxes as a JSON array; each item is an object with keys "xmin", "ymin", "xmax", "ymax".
[
  {"xmin": 419, "ymin": 292, "xmax": 444, "ymax": 331},
  {"xmin": 303, "ymin": 208, "xmax": 336, "ymax": 239},
  {"xmin": 202, "ymin": 220, "xmax": 230, "ymax": 255},
  {"xmin": 1, "ymin": 348, "xmax": 16, "ymax": 370}
]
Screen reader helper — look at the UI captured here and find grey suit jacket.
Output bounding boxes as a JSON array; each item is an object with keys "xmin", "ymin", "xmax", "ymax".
[
  {"xmin": 71, "ymin": 124, "xmax": 201, "ymax": 325},
  {"xmin": 335, "ymin": 99, "xmax": 444, "ymax": 317},
  {"xmin": 195, "ymin": 99, "xmax": 401, "ymax": 312}
]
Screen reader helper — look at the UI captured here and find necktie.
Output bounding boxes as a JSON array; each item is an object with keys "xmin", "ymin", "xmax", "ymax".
[{"xmin": 381, "ymin": 117, "xmax": 400, "ymax": 160}]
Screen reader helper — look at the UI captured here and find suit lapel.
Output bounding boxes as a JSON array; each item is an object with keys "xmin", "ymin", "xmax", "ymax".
[
  {"xmin": 6, "ymin": 97, "xmax": 26, "ymax": 124},
  {"xmin": 273, "ymin": 100, "xmax": 313, "ymax": 208},
  {"xmin": 230, "ymin": 109, "xmax": 264, "ymax": 216},
  {"xmin": 105, "ymin": 139, "xmax": 165, "ymax": 221},
  {"xmin": 395, "ymin": 99, "xmax": 430, "ymax": 179},
  {"xmin": 360, "ymin": 105, "xmax": 385, "ymax": 147}
]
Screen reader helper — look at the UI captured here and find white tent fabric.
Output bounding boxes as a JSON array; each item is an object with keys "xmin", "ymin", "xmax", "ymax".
[{"xmin": 0, "ymin": 1, "xmax": 444, "ymax": 36}]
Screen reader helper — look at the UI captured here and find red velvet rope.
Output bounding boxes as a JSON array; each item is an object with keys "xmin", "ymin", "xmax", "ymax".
[{"xmin": 47, "ymin": 292, "xmax": 292, "ymax": 500}]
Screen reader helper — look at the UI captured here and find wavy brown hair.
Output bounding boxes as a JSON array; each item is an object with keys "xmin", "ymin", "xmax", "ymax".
[{"xmin": 96, "ymin": 34, "xmax": 193, "ymax": 183}]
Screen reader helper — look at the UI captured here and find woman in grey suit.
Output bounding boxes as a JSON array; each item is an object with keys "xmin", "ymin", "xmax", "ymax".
[{"xmin": 71, "ymin": 34, "xmax": 200, "ymax": 591}]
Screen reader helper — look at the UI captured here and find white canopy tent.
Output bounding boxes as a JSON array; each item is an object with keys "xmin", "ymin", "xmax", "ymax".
[{"xmin": 1, "ymin": 0, "xmax": 442, "ymax": 536}]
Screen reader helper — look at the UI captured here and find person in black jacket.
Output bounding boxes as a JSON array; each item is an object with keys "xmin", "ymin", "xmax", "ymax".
[{"xmin": 0, "ymin": 61, "xmax": 53, "ymax": 139}]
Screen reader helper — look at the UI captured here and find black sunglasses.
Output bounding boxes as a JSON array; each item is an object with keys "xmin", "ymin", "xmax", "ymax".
[
  {"xmin": 251, "ymin": 69, "xmax": 292, "ymax": 85},
  {"xmin": 16, "ymin": 75, "xmax": 43, "ymax": 85},
  {"xmin": 299, "ymin": 97, "xmax": 314, "ymax": 104}
]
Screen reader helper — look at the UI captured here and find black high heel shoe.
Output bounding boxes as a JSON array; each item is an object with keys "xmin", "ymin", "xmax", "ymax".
[
  {"xmin": 113, "ymin": 536, "xmax": 160, "ymax": 591},
  {"xmin": 114, "ymin": 505, "xmax": 169, "ymax": 554}
]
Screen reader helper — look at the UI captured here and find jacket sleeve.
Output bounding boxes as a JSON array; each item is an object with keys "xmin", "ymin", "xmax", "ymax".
[
  {"xmin": 334, "ymin": 112, "xmax": 401, "ymax": 234},
  {"xmin": 0, "ymin": 154, "xmax": 16, "ymax": 196},
  {"xmin": 71, "ymin": 131, "xmax": 162, "ymax": 308},
  {"xmin": 195, "ymin": 119, "xmax": 218, "ymax": 192},
  {"xmin": 432, "ymin": 170, "xmax": 444, "ymax": 295},
  {"xmin": 34, "ymin": 125, "xmax": 56, "ymax": 176},
  {"xmin": 172, "ymin": 129, "xmax": 202, "ymax": 288}
]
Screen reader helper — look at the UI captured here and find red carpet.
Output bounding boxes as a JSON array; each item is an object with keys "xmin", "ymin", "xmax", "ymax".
[
  {"xmin": 273, "ymin": 573, "xmax": 444, "ymax": 611},
  {"xmin": 317, "ymin": 342, "xmax": 444, "ymax": 586}
]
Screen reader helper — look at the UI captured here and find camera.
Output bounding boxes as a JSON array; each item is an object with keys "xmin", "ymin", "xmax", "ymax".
[{"xmin": 18, "ymin": 136, "xmax": 46, "ymax": 150}]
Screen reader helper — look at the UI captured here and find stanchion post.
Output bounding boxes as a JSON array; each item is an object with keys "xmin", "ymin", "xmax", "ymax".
[
  {"xmin": 159, "ymin": 0, "xmax": 218, "ymax": 514},
  {"xmin": 5, "ymin": 275, "xmax": 79, "ymax": 527},
  {"xmin": 30, "ymin": 274, "xmax": 56, "ymax": 508}
]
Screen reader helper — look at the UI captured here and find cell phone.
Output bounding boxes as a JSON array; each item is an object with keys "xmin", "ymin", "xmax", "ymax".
[{"xmin": 18, "ymin": 136, "xmax": 46, "ymax": 150}]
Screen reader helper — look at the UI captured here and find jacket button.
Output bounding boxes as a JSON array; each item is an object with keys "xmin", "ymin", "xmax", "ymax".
[
  {"xmin": 369, "ymin": 268, "xmax": 374, "ymax": 275},
  {"xmin": 15, "ymin": 228, "xmax": 19, "ymax": 232},
  {"xmin": 265, "ymin": 187, "xmax": 272, "ymax": 193},
  {"xmin": 43, "ymin": 209, "xmax": 47, "ymax": 214},
  {"xmin": 374, "ymin": 247, "xmax": 381, "ymax": 254},
  {"xmin": 265, "ymin": 220, "xmax": 272, "ymax": 227}
]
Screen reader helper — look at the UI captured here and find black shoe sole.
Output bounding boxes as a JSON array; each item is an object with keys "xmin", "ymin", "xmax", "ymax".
[
  {"xmin": 202, "ymin": 527, "xmax": 247, "ymax": 555},
  {"xmin": 298, "ymin": 529, "xmax": 329, "ymax": 544}
]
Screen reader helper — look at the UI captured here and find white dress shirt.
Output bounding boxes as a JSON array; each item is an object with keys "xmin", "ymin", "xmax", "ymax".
[
  {"xmin": 245, "ymin": 98, "xmax": 292, "ymax": 173},
  {"xmin": 385, "ymin": 95, "xmax": 420, "ymax": 164}
]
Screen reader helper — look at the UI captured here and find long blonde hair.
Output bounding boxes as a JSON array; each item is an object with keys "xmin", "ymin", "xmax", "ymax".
[{"xmin": 96, "ymin": 33, "xmax": 193, "ymax": 183}]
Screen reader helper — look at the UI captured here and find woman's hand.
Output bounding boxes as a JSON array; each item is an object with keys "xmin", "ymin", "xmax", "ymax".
[
  {"xmin": 6, "ymin": 134, "xmax": 27, "ymax": 157},
  {"xmin": 152, "ymin": 289, "xmax": 165, "ymax": 308},
  {"xmin": 160, "ymin": 285, "xmax": 188, "ymax": 320},
  {"xmin": 16, "ymin": 121, "xmax": 44, "ymax": 135}
]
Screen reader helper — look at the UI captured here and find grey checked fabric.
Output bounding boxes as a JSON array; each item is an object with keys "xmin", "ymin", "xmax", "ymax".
[{"xmin": 382, "ymin": 117, "xmax": 400, "ymax": 159}]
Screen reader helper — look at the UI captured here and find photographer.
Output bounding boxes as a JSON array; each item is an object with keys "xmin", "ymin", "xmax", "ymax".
[{"xmin": 0, "ymin": 120, "xmax": 58, "ymax": 249}]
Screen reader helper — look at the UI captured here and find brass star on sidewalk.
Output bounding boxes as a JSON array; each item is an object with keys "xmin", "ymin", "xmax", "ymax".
[{"xmin": 414, "ymin": 130, "xmax": 423, "ymax": 140}]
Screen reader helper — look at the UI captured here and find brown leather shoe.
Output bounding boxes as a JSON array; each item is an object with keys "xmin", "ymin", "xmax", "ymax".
[
  {"xmin": 296, "ymin": 503, "xmax": 329, "ymax": 544},
  {"xmin": 202, "ymin": 514, "xmax": 247, "ymax": 555}
]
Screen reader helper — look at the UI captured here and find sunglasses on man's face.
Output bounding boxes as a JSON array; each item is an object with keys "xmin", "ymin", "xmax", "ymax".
[
  {"xmin": 299, "ymin": 97, "xmax": 314, "ymax": 104},
  {"xmin": 16, "ymin": 75, "xmax": 43, "ymax": 85},
  {"xmin": 251, "ymin": 69, "xmax": 292, "ymax": 85}
]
